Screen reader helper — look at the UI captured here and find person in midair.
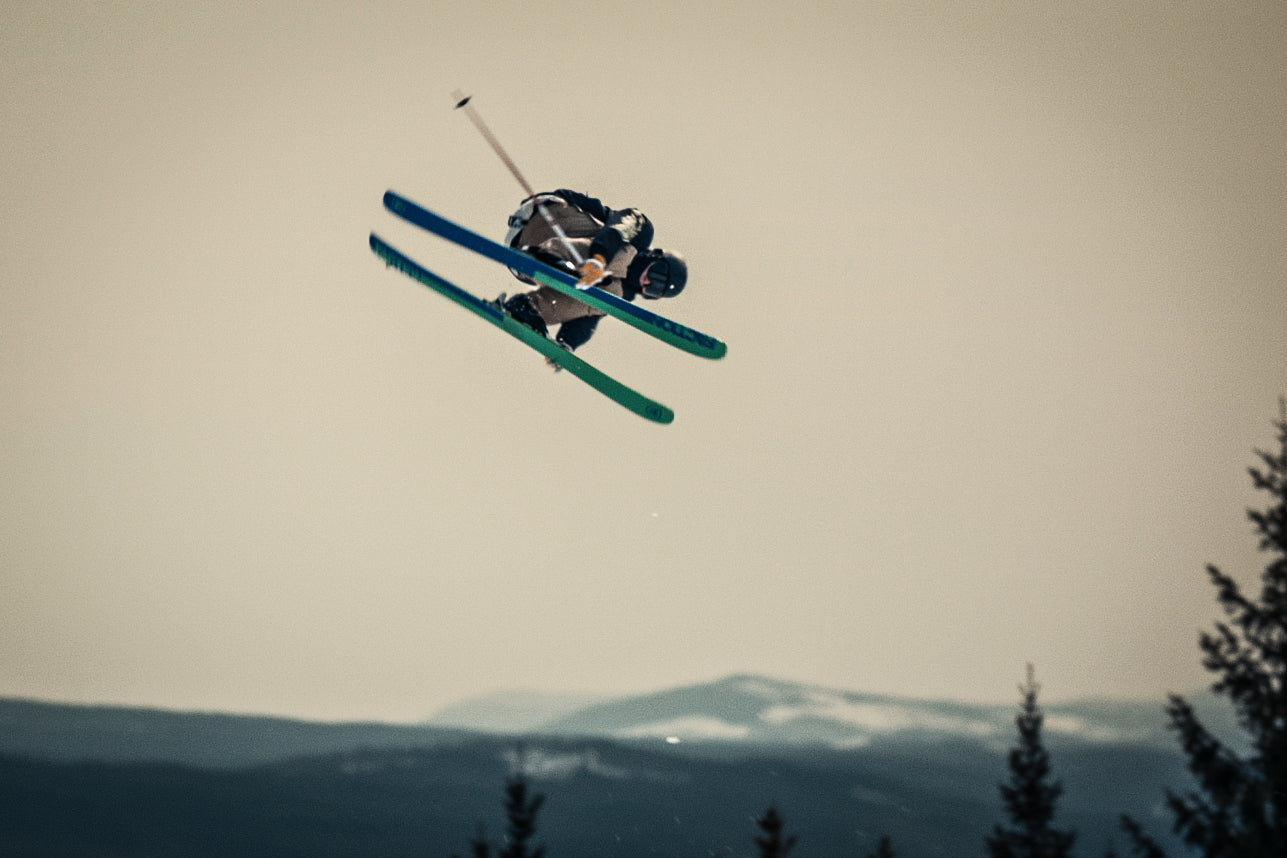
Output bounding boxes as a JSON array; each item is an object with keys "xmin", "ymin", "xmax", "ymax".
[{"xmin": 498, "ymin": 190, "xmax": 688, "ymax": 351}]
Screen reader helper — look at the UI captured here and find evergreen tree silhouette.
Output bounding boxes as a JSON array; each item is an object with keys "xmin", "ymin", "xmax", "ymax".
[
  {"xmin": 866, "ymin": 833, "xmax": 897, "ymax": 858},
  {"xmin": 1124, "ymin": 401, "xmax": 1287, "ymax": 857},
  {"xmin": 986, "ymin": 664, "xmax": 1076, "ymax": 858},
  {"xmin": 1118, "ymin": 817, "xmax": 1167, "ymax": 858},
  {"xmin": 454, "ymin": 748, "xmax": 545, "ymax": 858},
  {"xmin": 452, "ymin": 822, "xmax": 491, "ymax": 858},
  {"xmin": 498, "ymin": 769, "xmax": 545, "ymax": 858},
  {"xmin": 754, "ymin": 804, "xmax": 797, "ymax": 858}
]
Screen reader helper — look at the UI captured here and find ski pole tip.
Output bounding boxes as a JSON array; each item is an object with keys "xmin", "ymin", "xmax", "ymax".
[{"xmin": 453, "ymin": 94, "xmax": 472, "ymax": 109}]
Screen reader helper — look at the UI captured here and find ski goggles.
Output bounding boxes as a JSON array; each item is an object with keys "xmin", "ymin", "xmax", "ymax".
[{"xmin": 639, "ymin": 253, "xmax": 678, "ymax": 299}]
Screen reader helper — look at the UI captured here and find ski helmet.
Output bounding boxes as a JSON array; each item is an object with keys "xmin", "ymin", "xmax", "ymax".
[{"xmin": 639, "ymin": 249, "xmax": 687, "ymax": 299}]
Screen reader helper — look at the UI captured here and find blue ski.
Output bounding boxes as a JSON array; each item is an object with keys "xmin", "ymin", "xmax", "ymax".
[
  {"xmin": 369, "ymin": 233, "xmax": 674, "ymax": 424},
  {"xmin": 382, "ymin": 190, "xmax": 727, "ymax": 360}
]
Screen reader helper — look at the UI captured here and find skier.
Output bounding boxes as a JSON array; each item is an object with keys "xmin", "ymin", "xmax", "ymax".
[{"xmin": 498, "ymin": 190, "xmax": 688, "ymax": 351}]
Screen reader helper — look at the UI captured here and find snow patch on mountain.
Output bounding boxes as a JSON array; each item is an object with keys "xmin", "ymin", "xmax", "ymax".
[
  {"xmin": 1043, "ymin": 714, "xmax": 1119, "ymax": 742},
  {"xmin": 614, "ymin": 716, "xmax": 752, "ymax": 741},
  {"xmin": 502, "ymin": 746, "xmax": 632, "ymax": 781},
  {"xmin": 760, "ymin": 691, "xmax": 999, "ymax": 739}
]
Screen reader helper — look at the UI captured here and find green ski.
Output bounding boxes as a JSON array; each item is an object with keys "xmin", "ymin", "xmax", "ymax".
[
  {"xmin": 382, "ymin": 191, "xmax": 727, "ymax": 360},
  {"xmin": 369, "ymin": 233, "xmax": 674, "ymax": 425}
]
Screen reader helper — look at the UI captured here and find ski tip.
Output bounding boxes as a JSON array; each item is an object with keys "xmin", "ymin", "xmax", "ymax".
[
  {"xmin": 648, "ymin": 405, "xmax": 676, "ymax": 425},
  {"xmin": 382, "ymin": 190, "xmax": 411, "ymax": 216}
]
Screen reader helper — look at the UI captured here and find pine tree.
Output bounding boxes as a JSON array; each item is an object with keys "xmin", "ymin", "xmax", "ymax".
[
  {"xmin": 456, "ymin": 752, "xmax": 546, "ymax": 858},
  {"xmin": 498, "ymin": 770, "xmax": 545, "ymax": 858},
  {"xmin": 1124, "ymin": 401, "xmax": 1287, "ymax": 857},
  {"xmin": 986, "ymin": 664, "xmax": 1077, "ymax": 858},
  {"xmin": 866, "ymin": 834, "xmax": 897, "ymax": 858},
  {"xmin": 1118, "ymin": 816, "xmax": 1167, "ymax": 858},
  {"xmin": 452, "ymin": 823, "xmax": 492, "ymax": 858},
  {"xmin": 753, "ymin": 804, "xmax": 797, "ymax": 858}
]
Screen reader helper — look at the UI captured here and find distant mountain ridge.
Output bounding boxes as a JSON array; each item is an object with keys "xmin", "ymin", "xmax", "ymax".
[
  {"xmin": 426, "ymin": 689, "xmax": 609, "ymax": 734},
  {"xmin": 0, "ymin": 697, "xmax": 468, "ymax": 768},
  {"xmin": 3, "ymin": 674, "xmax": 1238, "ymax": 767},
  {"xmin": 427, "ymin": 673, "xmax": 1239, "ymax": 752},
  {"xmin": 1, "ymin": 674, "xmax": 1226, "ymax": 858}
]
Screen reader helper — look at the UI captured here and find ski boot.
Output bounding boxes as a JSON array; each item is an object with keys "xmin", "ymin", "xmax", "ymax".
[{"xmin": 502, "ymin": 293, "xmax": 548, "ymax": 338}]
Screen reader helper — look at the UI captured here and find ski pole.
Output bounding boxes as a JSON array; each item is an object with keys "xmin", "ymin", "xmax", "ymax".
[{"xmin": 451, "ymin": 91, "xmax": 585, "ymax": 266}]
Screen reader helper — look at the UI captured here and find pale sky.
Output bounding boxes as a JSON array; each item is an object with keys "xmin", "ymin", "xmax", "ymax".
[{"xmin": 3, "ymin": 1, "xmax": 1285, "ymax": 723}]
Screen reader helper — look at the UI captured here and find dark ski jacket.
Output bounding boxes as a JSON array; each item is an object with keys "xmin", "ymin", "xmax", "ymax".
[
  {"xmin": 509, "ymin": 190, "xmax": 656, "ymax": 350},
  {"xmin": 552, "ymin": 189, "xmax": 655, "ymax": 269}
]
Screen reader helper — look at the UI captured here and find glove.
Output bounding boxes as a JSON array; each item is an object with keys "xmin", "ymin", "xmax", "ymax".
[{"xmin": 576, "ymin": 254, "xmax": 607, "ymax": 290}]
